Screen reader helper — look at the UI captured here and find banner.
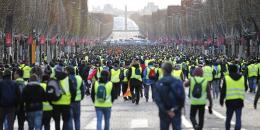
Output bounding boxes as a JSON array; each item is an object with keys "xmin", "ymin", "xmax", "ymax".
[
  {"xmin": 27, "ymin": 35, "xmax": 33, "ymax": 45},
  {"xmin": 39, "ymin": 35, "xmax": 46, "ymax": 45},
  {"xmin": 51, "ymin": 36, "xmax": 56, "ymax": 45},
  {"xmin": 60, "ymin": 37, "xmax": 65, "ymax": 45},
  {"xmin": 5, "ymin": 32, "xmax": 12, "ymax": 47}
]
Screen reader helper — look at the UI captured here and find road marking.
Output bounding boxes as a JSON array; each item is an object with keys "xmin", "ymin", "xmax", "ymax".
[
  {"xmin": 84, "ymin": 117, "xmax": 105, "ymax": 129},
  {"xmin": 181, "ymin": 115, "xmax": 193, "ymax": 128},
  {"xmin": 130, "ymin": 119, "xmax": 148, "ymax": 128},
  {"xmin": 205, "ymin": 107, "xmax": 247, "ymax": 130}
]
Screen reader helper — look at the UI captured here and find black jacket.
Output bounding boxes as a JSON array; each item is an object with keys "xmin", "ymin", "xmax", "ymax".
[
  {"xmin": 23, "ymin": 82, "xmax": 45, "ymax": 112},
  {"xmin": 220, "ymin": 73, "xmax": 248, "ymax": 108},
  {"xmin": 0, "ymin": 78, "xmax": 20, "ymax": 107}
]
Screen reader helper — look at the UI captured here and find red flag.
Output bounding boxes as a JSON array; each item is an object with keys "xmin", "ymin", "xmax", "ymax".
[
  {"xmin": 39, "ymin": 35, "xmax": 45, "ymax": 45},
  {"xmin": 27, "ymin": 35, "xmax": 33, "ymax": 45},
  {"xmin": 51, "ymin": 36, "xmax": 56, "ymax": 45},
  {"xmin": 5, "ymin": 32, "xmax": 12, "ymax": 47},
  {"xmin": 60, "ymin": 37, "xmax": 65, "ymax": 45}
]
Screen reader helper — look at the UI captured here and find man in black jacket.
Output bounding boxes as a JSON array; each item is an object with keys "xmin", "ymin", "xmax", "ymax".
[
  {"xmin": 0, "ymin": 69, "xmax": 20, "ymax": 130},
  {"xmin": 23, "ymin": 74, "xmax": 46, "ymax": 130}
]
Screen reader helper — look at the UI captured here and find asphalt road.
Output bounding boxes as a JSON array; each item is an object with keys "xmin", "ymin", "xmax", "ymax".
[{"xmin": 12, "ymin": 88, "xmax": 260, "ymax": 130}]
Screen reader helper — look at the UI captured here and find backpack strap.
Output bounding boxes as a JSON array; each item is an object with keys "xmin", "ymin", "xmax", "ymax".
[{"xmin": 193, "ymin": 77, "xmax": 205, "ymax": 84}]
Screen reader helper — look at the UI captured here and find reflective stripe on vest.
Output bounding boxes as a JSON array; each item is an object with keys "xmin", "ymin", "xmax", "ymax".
[
  {"xmin": 50, "ymin": 67, "xmax": 55, "ymax": 79},
  {"xmin": 75, "ymin": 75, "xmax": 83, "ymax": 101},
  {"xmin": 111, "ymin": 69, "xmax": 120, "ymax": 83},
  {"xmin": 172, "ymin": 69, "xmax": 182, "ymax": 80},
  {"xmin": 203, "ymin": 66, "xmax": 213, "ymax": 81},
  {"xmin": 40, "ymin": 83, "xmax": 53, "ymax": 111},
  {"xmin": 190, "ymin": 77, "xmax": 208, "ymax": 105},
  {"xmin": 52, "ymin": 77, "xmax": 71, "ymax": 105},
  {"xmin": 94, "ymin": 81, "xmax": 113, "ymax": 107},
  {"xmin": 130, "ymin": 67, "xmax": 142, "ymax": 81},
  {"xmin": 225, "ymin": 75, "xmax": 245, "ymax": 101}
]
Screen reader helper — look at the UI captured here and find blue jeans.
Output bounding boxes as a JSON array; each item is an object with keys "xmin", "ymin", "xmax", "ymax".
[
  {"xmin": 27, "ymin": 111, "xmax": 43, "ymax": 130},
  {"xmin": 248, "ymin": 77, "xmax": 256, "ymax": 92},
  {"xmin": 160, "ymin": 112, "xmax": 182, "ymax": 130},
  {"xmin": 226, "ymin": 107, "xmax": 242, "ymax": 130},
  {"xmin": 95, "ymin": 107, "xmax": 111, "ymax": 130},
  {"xmin": 69, "ymin": 102, "xmax": 81, "ymax": 130},
  {"xmin": 212, "ymin": 79, "xmax": 220, "ymax": 99}
]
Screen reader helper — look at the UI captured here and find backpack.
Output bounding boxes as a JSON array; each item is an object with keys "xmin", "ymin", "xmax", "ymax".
[
  {"xmin": 96, "ymin": 84, "xmax": 107, "ymax": 102},
  {"xmin": 135, "ymin": 67, "xmax": 141, "ymax": 75},
  {"xmin": 46, "ymin": 80, "xmax": 64, "ymax": 101},
  {"xmin": 192, "ymin": 78, "xmax": 205, "ymax": 98},
  {"xmin": 148, "ymin": 68, "xmax": 156, "ymax": 79}
]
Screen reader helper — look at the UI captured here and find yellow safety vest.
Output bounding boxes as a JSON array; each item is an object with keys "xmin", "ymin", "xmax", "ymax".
[
  {"xmin": 172, "ymin": 69, "xmax": 182, "ymax": 80},
  {"xmin": 94, "ymin": 81, "xmax": 113, "ymax": 107},
  {"xmin": 111, "ymin": 69, "xmax": 120, "ymax": 83},
  {"xmin": 225, "ymin": 75, "xmax": 245, "ymax": 101},
  {"xmin": 52, "ymin": 77, "xmax": 71, "ymax": 105},
  {"xmin": 158, "ymin": 68, "xmax": 163, "ymax": 80},
  {"xmin": 50, "ymin": 67, "xmax": 55, "ymax": 79},
  {"xmin": 214, "ymin": 65, "xmax": 222, "ymax": 79},
  {"xmin": 122, "ymin": 68, "xmax": 128, "ymax": 82},
  {"xmin": 248, "ymin": 64, "xmax": 258, "ymax": 77},
  {"xmin": 40, "ymin": 83, "xmax": 53, "ymax": 111},
  {"xmin": 75, "ymin": 75, "xmax": 83, "ymax": 101},
  {"xmin": 203, "ymin": 66, "xmax": 213, "ymax": 81},
  {"xmin": 22, "ymin": 66, "xmax": 31, "ymax": 79},
  {"xmin": 190, "ymin": 77, "xmax": 208, "ymax": 105},
  {"xmin": 130, "ymin": 67, "xmax": 142, "ymax": 81},
  {"xmin": 96, "ymin": 67, "xmax": 103, "ymax": 79}
]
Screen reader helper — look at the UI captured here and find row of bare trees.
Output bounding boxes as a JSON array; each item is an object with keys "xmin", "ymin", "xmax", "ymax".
[{"xmin": 0, "ymin": 0, "xmax": 97, "ymax": 39}]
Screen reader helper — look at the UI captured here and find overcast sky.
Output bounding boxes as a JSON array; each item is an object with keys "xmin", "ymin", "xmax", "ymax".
[{"xmin": 89, "ymin": 0, "xmax": 181, "ymax": 11}]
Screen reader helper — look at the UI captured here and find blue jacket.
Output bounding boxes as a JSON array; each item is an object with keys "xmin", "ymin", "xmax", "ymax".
[{"xmin": 154, "ymin": 74, "xmax": 185, "ymax": 116}]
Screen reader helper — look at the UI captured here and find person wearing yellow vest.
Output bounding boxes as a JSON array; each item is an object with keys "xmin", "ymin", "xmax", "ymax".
[
  {"xmin": 91, "ymin": 70, "xmax": 116, "ymax": 130},
  {"xmin": 212, "ymin": 61, "xmax": 222, "ymax": 99},
  {"xmin": 66, "ymin": 66, "xmax": 85, "ymax": 130},
  {"xmin": 120, "ymin": 63, "xmax": 130, "ymax": 101},
  {"xmin": 127, "ymin": 59, "xmax": 142, "ymax": 105},
  {"xmin": 220, "ymin": 64, "xmax": 248, "ymax": 130},
  {"xmin": 171, "ymin": 64, "xmax": 184, "ymax": 81},
  {"xmin": 41, "ymin": 74, "xmax": 53, "ymax": 130},
  {"xmin": 51, "ymin": 65, "xmax": 76, "ymax": 130},
  {"xmin": 110, "ymin": 63, "xmax": 121, "ymax": 98},
  {"xmin": 203, "ymin": 61, "xmax": 213, "ymax": 85},
  {"xmin": 22, "ymin": 64, "xmax": 32, "ymax": 81},
  {"xmin": 184, "ymin": 67, "xmax": 213, "ymax": 130},
  {"xmin": 246, "ymin": 60, "xmax": 258, "ymax": 93}
]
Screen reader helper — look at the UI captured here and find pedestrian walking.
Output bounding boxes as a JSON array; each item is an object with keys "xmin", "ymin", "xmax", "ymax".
[
  {"xmin": 154, "ymin": 62, "xmax": 185, "ymax": 130},
  {"xmin": 91, "ymin": 70, "xmax": 117, "ymax": 130},
  {"xmin": 23, "ymin": 74, "xmax": 45, "ymax": 130},
  {"xmin": 220, "ymin": 64, "xmax": 248, "ymax": 130},
  {"xmin": 184, "ymin": 67, "xmax": 213, "ymax": 130},
  {"xmin": 0, "ymin": 69, "xmax": 20, "ymax": 130}
]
